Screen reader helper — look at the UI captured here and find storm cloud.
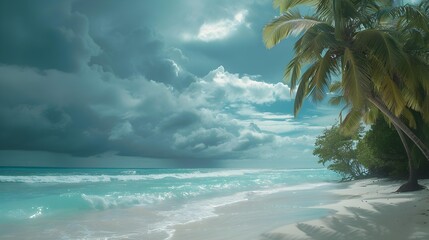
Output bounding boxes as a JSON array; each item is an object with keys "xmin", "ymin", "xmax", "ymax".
[{"xmin": 0, "ymin": 0, "xmax": 338, "ymax": 168}]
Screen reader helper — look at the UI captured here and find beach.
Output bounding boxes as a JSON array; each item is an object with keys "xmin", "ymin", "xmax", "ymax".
[
  {"xmin": 263, "ymin": 178, "xmax": 429, "ymax": 240},
  {"xmin": 0, "ymin": 168, "xmax": 339, "ymax": 239},
  {"xmin": 1, "ymin": 168, "xmax": 429, "ymax": 239}
]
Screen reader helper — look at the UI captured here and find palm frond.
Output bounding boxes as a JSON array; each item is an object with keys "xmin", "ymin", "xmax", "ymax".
[
  {"xmin": 363, "ymin": 105, "xmax": 379, "ymax": 124},
  {"xmin": 342, "ymin": 47, "xmax": 371, "ymax": 108},
  {"xmin": 354, "ymin": 29, "xmax": 409, "ymax": 74},
  {"xmin": 367, "ymin": 54, "xmax": 409, "ymax": 116},
  {"xmin": 407, "ymin": 56, "xmax": 429, "ymax": 93},
  {"xmin": 339, "ymin": 0, "xmax": 360, "ymax": 19},
  {"xmin": 263, "ymin": 11, "xmax": 325, "ymax": 48},
  {"xmin": 329, "ymin": 95, "xmax": 345, "ymax": 106},
  {"xmin": 338, "ymin": 105, "xmax": 349, "ymax": 123},
  {"xmin": 294, "ymin": 63, "xmax": 317, "ymax": 116},
  {"xmin": 340, "ymin": 108, "xmax": 363, "ymax": 135},
  {"xmin": 378, "ymin": 5, "xmax": 429, "ymax": 32},
  {"xmin": 420, "ymin": 0, "xmax": 429, "ymax": 14},
  {"xmin": 329, "ymin": 81, "xmax": 342, "ymax": 92},
  {"xmin": 285, "ymin": 56, "xmax": 302, "ymax": 91},
  {"xmin": 294, "ymin": 23, "xmax": 337, "ymax": 60},
  {"xmin": 372, "ymin": 74, "xmax": 406, "ymax": 116},
  {"xmin": 354, "ymin": 0, "xmax": 382, "ymax": 28},
  {"xmin": 308, "ymin": 51, "xmax": 338, "ymax": 102},
  {"xmin": 402, "ymin": 87, "xmax": 422, "ymax": 112},
  {"xmin": 316, "ymin": 0, "xmax": 334, "ymax": 22},
  {"xmin": 403, "ymin": 29, "xmax": 427, "ymax": 55}
]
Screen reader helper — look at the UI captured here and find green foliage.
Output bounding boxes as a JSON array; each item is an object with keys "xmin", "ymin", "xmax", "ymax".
[
  {"xmin": 313, "ymin": 125, "xmax": 366, "ymax": 180},
  {"xmin": 356, "ymin": 137, "xmax": 381, "ymax": 171},
  {"xmin": 361, "ymin": 117, "xmax": 408, "ymax": 178},
  {"xmin": 362, "ymin": 114, "xmax": 429, "ymax": 179},
  {"xmin": 264, "ymin": 0, "xmax": 429, "ymax": 163},
  {"xmin": 315, "ymin": 115, "xmax": 429, "ymax": 180}
]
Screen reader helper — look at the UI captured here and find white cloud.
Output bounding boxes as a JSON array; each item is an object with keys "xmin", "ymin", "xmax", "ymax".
[
  {"xmin": 0, "ymin": 63, "xmax": 334, "ymax": 167},
  {"xmin": 233, "ymin": 107, "xmax": 325, "ymax": 135},
  {"xmin": 200, "ymin": 66, "xmax": 291, "ymax": 104},
  {"xmin": 194, "ymin": 10, "xmax": 249, "ymax": 42},
  {"xmin": 165, "ymin": 59, "xmax": 180, "ymax": 77}
]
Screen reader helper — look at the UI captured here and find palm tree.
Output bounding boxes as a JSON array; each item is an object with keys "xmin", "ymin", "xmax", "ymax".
[
  {"xmin": 263, "ymin": 0, "xmax": 429, "ymax": 160},
  {"xmin": 379, "ymin": 1, "xmax": 429, "ymax": 191},
  {"xmin": 329, "ymin": 84, "xmax": 424, "ymax": 191},
  {"xmin": 263, "ymin": 0, "xmax": 429, "ymax": 190}
]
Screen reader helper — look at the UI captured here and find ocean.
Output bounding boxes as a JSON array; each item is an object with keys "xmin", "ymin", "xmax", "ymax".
[{"xmin": 0, "ymin": 168, "xmax": 340, "ymax": 239}]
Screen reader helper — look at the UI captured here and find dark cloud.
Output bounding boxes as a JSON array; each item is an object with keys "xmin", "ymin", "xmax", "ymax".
[
  {"xmin": 0, "ymin": 0, "xmax": 337, "ymax": 168},
  {"xmin": 0, "ymin": 61, "xmax": 302, "ymax": 164},
  {"xmin": 0, "ymin": 104, "xmax": 113, "ymax": 156},
  {"xmin": 72, "ymin": 0, "xmax": 197, "ymax": 88},
  {"xmin": 89, "ymin": 27, "xmax": 169, "ymax": 79},
  {"xmin": 0, "ymin": 0, "xmax": 99, "ymax": 72},
  {"xmin": 158, "ymin": 111, "xmax": 201, "ymax": 132},
  {"xmin": 72, "ymin": 0, "xmax": 291, "ymax": 84}
]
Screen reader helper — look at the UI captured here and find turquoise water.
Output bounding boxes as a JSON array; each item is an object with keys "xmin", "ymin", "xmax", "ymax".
[{"xmin": 0, "ymin": 168, "xmax": 340, "ymax": 239}]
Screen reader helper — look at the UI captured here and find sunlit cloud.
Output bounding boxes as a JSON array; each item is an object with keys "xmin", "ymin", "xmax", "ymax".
[
  {"xmin": 0, "ymin": 1, "xmax": 341, "ymax": 168},
  {"xmin": 191, "ymin": 10, "xmax": 249, "ymax": 42},
  {"xmin": 200, "ymin": 66, "xmax": 291, "ymax": 104}
]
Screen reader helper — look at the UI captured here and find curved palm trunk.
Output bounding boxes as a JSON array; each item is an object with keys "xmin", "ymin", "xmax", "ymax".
[
  {"xmin": 393, "ymin": 125, "xmax": 424, "ymax": 192},
  {"xmin": 368, "ymin": 96, "xmax": 429, "ymax": 162}
]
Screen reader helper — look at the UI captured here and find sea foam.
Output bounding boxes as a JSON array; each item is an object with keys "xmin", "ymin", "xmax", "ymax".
[
  {"xmin": 148, "ymin": 182, "xmax": 333, "ymax": 238},
  {"xmin": 0, "ymin": 169, "xmax": 267, "ymax": 183},
  {"xmin": 81, "ymin": 192, "xmax": 176, "ymax": 209}
]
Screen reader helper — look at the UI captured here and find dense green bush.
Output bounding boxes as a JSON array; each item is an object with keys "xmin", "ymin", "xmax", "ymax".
[
  {"xmin": 363, "ymin": 116, "xmax": 429, "ymax": 179},
  {"xmin": 314, "ymin": 117, "xmax": 429, "ymax": 181},
  {"xmin": 313, "ymin": 125, "xmax": 364, "ymax": 180}
]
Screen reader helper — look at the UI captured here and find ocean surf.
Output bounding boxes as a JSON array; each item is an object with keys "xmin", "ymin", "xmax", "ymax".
[{"xmin": 0, "ymin": 168, "xmax": 340, "ymax": 239}]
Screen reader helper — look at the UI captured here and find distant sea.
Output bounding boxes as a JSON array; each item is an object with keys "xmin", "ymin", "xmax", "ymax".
[{"xmin": 0, "ymin": 168, "xmax": 340, "ymax": 240}]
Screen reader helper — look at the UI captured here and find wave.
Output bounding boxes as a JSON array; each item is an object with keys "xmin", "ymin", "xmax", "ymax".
[
  {"xmin": 120, "ymin": 170, "xmax": 137, "ymax": 175},
  {"xmin": 71, "ymin": 182, "xmax": 332, "ymax": 212},
  {"xmin": 81, "ymin": 183, "xmax": 329, "ymax": 210},
  {"xmin": 0, "ymin": 169, "xmax": 267, "ymax": 183},
  {"xmin": 81, "ymin": 192, "xmax": 177, "ymax": 209},
  {"xmin": 0, "ymin": 175, "xmax": 113, "ymax": 183}
]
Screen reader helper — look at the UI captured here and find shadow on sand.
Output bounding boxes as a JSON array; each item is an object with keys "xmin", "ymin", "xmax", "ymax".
[{"xmin": 261, "ymin": 201, "xmax": 429, "ymax": 240}]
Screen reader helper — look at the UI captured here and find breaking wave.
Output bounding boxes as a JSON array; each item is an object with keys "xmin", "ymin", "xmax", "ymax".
[{"xmin": 0, "ymin": 169, "xmax": 268, "ymax": 184}]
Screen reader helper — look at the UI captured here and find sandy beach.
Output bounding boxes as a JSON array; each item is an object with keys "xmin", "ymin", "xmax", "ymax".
[
  {"xmin": 3, "ymin": 170, "xmax": 429, "ymax": 240},
  {"xmin": 262, "ymin": 178, "xmax": 429, "ymax": 240}
]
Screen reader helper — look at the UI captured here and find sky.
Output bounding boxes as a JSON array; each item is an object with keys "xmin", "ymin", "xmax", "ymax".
[{"xmin": 0, "ymin": 0, "xmax": 341, "ymax": 168}]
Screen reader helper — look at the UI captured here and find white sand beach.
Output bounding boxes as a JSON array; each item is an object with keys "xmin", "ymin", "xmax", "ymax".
[
  {"xmin": 3, "ymin": 173, "xmax": 429, "ymax": 240},
  {"xmin": 170, "ymin": 178, "xmax": 429, "ymax": 240},
  {"xmin": 262, "ymin": 179, "xmax": 429, "ymax": 240}
]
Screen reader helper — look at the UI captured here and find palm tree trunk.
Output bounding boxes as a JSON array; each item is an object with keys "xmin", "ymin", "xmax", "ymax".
[
  {"xmin": 368, "ymin": 96, "xmax": 429, "ymax": 162},
  {"xmin": 393, "ymin": 125, "xmax": 423, "ymax": 192}
]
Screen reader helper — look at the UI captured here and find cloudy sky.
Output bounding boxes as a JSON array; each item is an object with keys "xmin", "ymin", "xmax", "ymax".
[{"xmin": 0, "ymin": 0, "xmax": 340, "ymax": 168}]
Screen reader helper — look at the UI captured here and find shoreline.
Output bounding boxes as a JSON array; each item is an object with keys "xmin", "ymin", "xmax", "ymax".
[
  {"xmin": 262, "ymin": 178, "xmax": 429, "ymax": 240},
  {"xmin": 170, "ymin": 182, "xmax": 341, "ymax": 240},
  {"xmin": 4, "ymin": 171, "xmax": 428, "ymax": 240}
]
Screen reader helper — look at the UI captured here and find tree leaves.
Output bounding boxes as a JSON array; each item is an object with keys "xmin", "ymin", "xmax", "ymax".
[
  {"xmin": 263, "ymin": 11, "xmax": 324, "ymax": 49},
  {"xmin": 313, "ymin": 124, "xmax": 365, "ymax": 180},
  {"xmin": 264, "ymin": 0, "xmax": 429, "ymax": 158}
]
